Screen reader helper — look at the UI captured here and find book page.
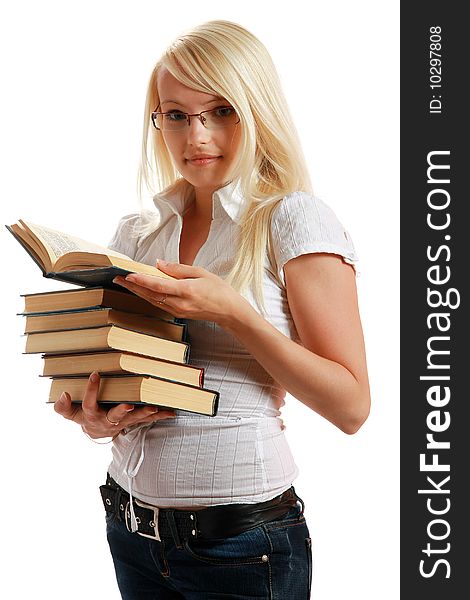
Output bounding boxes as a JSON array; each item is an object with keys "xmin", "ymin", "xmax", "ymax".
[{"xmin": 22, "ymin": 220, "xmax": 132, "ymax": 265}]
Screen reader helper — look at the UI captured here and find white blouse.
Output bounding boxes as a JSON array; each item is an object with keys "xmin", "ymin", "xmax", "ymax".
[{"xmin": 106, "ymin": 178, "xmax": 358, "ymax": 508}]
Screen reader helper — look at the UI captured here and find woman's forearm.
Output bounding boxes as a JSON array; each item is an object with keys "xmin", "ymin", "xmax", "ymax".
[{"xmin": 223, "ymin": 298, "xmax": 370, "ymax": 434}]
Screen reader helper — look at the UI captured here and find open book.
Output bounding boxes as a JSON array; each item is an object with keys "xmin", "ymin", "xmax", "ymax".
[{"xmin": 6, "ymin": 219, "xmax": 172, "ymax": 288}]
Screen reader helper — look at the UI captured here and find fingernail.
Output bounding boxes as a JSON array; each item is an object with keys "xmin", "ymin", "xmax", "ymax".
[
  {"xmin": 90, "ymin": 371, "xmax": 99, "ymax": 383},
  {"xmin": 59, "ymin": 392, "xmax": 67, "ymax": 402},
  {"xmin": 125, "ymin": 407, "xmax": 135, "ymax": 412}
]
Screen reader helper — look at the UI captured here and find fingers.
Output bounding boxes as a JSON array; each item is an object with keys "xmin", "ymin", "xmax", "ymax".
[
  {"xmin": 113, "ymin": 276, "xmax": 163, "ymax": 299},
  {"xmin": 156, "ymin": 259, "xmax": 206, "ymax": 279},
  {"xmin": 106, "ymin": 404, "xmax": 136, "ymax": 424},
  {"xmin": 114, "ymin": 273, "xmax": 179, "ymax": 296},
  {"xmin": 55, "ymin": 369, "xmax": 177, "ymax": 438},
  {"xmin": 82, "ymin": 405, "xmax": 175, "ymax": 440},
  {"xmin": 107, "ymin": 406, "xmax": 177, "ymax": 429},
  {"xmin": 81, "ymin": 371, "xmax": 101, "ymax": 419},
  {"xmin": 113, "ymin": 261, "xmax": 208, "ymax": 293},
  {"xmin": 54, "ymin": 391, "xmax": 79, "ymax": 421},
  {"xmin": 80, "ymin": 372, "xmax": 120, "ymax": 436},
  {"xmin": 139, "ymin": 407, "xmax": 177, "ymax": 422}
]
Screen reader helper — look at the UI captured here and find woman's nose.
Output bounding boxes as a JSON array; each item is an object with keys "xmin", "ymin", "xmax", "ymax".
[{"xmin": 186, "ymin": 115, "xmax": 212, "ymax": 144}]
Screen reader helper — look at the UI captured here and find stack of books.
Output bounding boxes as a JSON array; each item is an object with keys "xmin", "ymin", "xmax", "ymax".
[{"xmin": 8, "ymin": 219, "xmax": 219, "ymax": 417}]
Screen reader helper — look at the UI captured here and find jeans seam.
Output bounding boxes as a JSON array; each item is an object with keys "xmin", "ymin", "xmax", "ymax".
[
  {"xmin": 262, "ymin": 524, "xmax": 274, "ymax": 600},
  {"xmin": 149, "ymin": 537, "xmax": 171, "ymax": 578},
  {"xmin": 306, "ymin": 537, "xmax": 312, "ymax": 600}
]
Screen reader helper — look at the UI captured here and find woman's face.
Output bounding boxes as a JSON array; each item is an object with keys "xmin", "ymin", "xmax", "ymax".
[{"xmin": 156, "ymin": 67, "xmax": 242, "ymax": 200}]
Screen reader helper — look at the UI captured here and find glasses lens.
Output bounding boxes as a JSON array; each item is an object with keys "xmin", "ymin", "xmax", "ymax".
[
  {"xmin": 154, "ymin": 107, "xmax": 239, "ymax": 131},
  {"xmin": 154, "ymin": 111, "xmax": 187, "ymax": 131},
  {"xmin": 204, "ymin": 107, "xmax": 239, "ymax": 129}
]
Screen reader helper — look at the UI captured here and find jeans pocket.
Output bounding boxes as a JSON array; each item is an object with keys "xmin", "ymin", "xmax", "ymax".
[
  {"xmin": 182, "ymin": 525, "xmax": 271, "ymax": 566},
  {"xmin": 262, "ymin": 515, "xmax": 311, "ymax": 599}
]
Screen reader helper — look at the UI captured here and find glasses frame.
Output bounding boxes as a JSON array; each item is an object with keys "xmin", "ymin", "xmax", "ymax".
[{"xmin": 151, "ymin": 105, "xmax": 240, "ymax": 131}]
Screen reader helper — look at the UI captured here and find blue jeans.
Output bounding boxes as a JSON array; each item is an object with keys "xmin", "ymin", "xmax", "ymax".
[{"xmin": 106, "ymin": 501, "xmax": 312, "ymax": 599}]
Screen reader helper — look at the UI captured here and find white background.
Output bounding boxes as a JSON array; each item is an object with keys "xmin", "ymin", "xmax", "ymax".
[{"xmin": 0, "ymin": 1, "xmax": 399, "ymax": 599}]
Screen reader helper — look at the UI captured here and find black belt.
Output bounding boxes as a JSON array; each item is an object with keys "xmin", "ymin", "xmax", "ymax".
[{"xmin": 100, "ymin": 474, "xmax": 300, "ymax": 544}]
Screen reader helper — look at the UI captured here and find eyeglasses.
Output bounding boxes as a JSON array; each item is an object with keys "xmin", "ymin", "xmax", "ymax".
[{"xmin": 151, "ymin": 106, "xmax": 240, "ymax": 131}]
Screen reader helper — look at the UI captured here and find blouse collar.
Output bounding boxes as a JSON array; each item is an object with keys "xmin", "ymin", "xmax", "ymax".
[{"xmin": 152, "ymin": 178, "xmax": 246, "ymax": 224}]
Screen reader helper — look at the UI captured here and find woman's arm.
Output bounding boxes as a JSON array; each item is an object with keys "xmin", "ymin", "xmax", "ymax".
[
  {"xmin": 225, "ymin": 253, "xmax": 370, "ymax": 434},
  {"xmin": 114, "ymin": 254, "xmax": 370, "ymax": 434}
]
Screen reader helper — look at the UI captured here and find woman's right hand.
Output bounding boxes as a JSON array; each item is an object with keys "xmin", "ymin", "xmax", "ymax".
[{"xmin": 54, "ymin": 371, "xmax": 176, "ymax": 439}]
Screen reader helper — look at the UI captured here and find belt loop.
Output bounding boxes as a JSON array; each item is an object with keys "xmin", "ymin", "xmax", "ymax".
[
  {"xmin": 165, "ymin": 510, "xmax": 183, "ymax": 549},
  {"xmin": 292, "ymin": 486, "xmax": 305, "ymax": 518},
  {"xmin": 115, "ymin": 488, "xmax": 123, "ymax": 522}
]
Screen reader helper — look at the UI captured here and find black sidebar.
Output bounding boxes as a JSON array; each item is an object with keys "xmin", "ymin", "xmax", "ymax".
[{"xmin": 401, "ymin": 4, "xmax": 468, "ymax": 598}]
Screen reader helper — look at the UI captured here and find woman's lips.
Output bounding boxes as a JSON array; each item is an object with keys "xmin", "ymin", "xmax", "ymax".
[{"xmin": 187, "ymin": 156, "xmax": 221, "ymax": 166}]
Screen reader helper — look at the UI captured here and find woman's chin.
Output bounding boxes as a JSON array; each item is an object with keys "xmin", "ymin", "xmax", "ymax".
[{"xmin": 181, "ymin": 170, "xmax": 228, "ymax": 191}]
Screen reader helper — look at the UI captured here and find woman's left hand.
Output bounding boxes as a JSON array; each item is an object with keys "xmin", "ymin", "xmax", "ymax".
[{"xmin": 113, "ymin": 260, "xmax": 245, "ymax": 327}]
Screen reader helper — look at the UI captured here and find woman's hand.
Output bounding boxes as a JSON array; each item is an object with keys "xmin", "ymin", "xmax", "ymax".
[
  {"xmin": 54, "ymin": 372, "xmax": 176, "ymax": 439},
  {"xmin": 113, "ymin": 260, "xmax": 247, "ymax": 327}
]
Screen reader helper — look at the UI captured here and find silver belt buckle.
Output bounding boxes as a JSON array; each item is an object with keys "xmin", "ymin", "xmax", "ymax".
[{"xmin": 124, "ymin": 499, "xmax": 161, "ymax": 541}]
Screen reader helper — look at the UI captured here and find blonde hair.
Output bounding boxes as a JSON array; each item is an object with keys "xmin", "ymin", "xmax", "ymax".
[{"xmin": 138, "ymin": 20, "xmax": 313, "ymax": 313}]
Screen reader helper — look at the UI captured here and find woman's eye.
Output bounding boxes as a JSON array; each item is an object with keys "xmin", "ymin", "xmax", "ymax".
[
  {"xmin": 165, "ymin": 112, "xmax": 186, "ymax": 121},
  {"xmin": 214, "ymin": 107, "xmax": 234, "ymax": 117}
]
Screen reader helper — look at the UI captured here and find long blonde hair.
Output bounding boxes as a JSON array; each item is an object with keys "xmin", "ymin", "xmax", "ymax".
[{"xmin": 138, "ymin": 20, "xmax": 313, "ymax": 312}]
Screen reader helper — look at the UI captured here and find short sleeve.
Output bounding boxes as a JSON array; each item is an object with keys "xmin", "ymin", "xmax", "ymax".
[
  {"xmin": 107, "ymin": 213, "xmax": 142, "ymax": 260},
  {"xmin": 270, "ymin": 192, "xmax": 359, "ymax": 286}
]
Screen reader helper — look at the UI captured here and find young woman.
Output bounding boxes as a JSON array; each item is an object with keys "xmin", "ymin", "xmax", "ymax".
[{"xmin": 55, "ymin": 19, "xmax": 370, "ymax": 599}]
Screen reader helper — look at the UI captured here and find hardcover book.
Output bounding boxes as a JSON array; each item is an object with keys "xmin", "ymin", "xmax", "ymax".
[
  {"xmin": 7, "ymin": 219, "xmax": 172, "ymax": 289},
  {"xmin": 49, "ymin": 374, "xmax": 218, "ymax": 416},
  {"xmin": 22, "ymin": 308, "xmax": 186, "ymax": 341},
  {"xmin": 24, "ymin": 324, "xmax": 190, "ymax": 364},
  {"xmin": 20, "ymin": 287, "xmax": 173, "ymax": 320},
  {"xmin": 41, "ymin": 351, "xmax": 204, "ymax": 387}
]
